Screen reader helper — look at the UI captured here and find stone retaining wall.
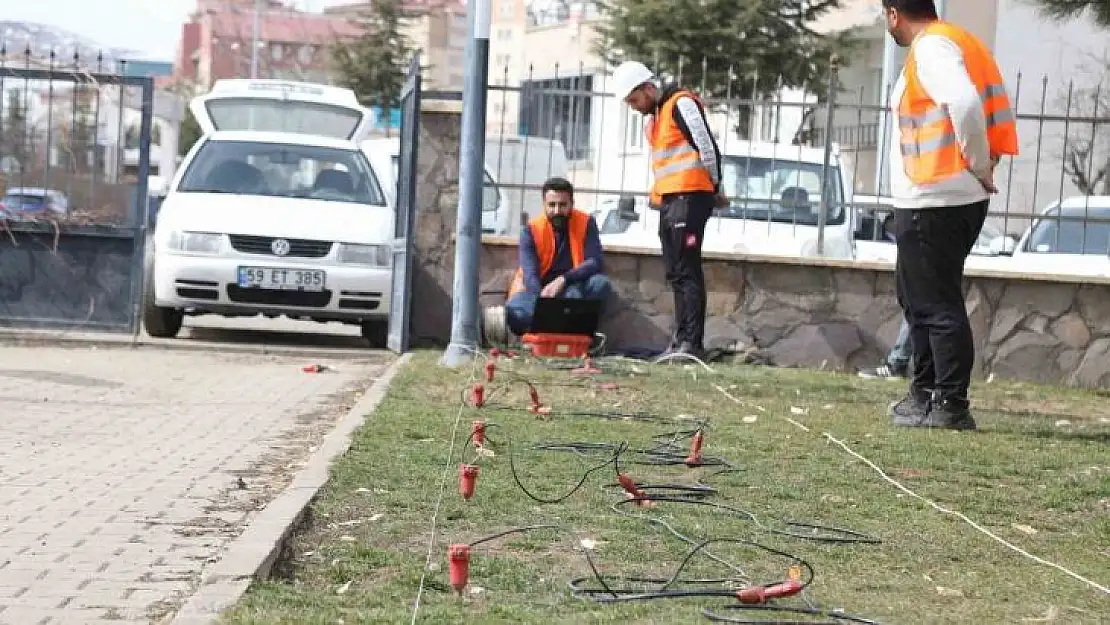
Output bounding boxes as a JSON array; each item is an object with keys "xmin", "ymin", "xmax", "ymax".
[{"xmin": 409, "ymin": 101, "xmax": 1110, "ymax": 388}]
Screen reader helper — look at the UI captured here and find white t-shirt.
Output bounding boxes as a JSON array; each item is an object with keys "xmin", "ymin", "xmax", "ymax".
[{"xmin": 888, "ymin": 33, "xmax": 993, "ymax": 209}]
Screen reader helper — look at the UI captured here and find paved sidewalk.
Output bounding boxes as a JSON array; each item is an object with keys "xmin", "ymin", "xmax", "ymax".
[{"xmin": 0, "ymin": 345, "xmax": 389, "ymax": 625}]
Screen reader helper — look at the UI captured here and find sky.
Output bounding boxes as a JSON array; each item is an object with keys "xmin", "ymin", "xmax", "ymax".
[{"xmin": 1, "ymin": 0, "xmax": 353, "ymax": 62}]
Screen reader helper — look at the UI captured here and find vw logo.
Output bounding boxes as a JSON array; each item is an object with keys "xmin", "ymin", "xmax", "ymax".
[{"xmin": 271, "ymin": 239, "xmax": 291, "ymax": 256}]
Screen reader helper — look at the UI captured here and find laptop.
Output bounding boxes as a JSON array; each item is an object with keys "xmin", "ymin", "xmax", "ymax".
[{"xmin": 528, "ymin": 297, "xmax": 602, "ymax": 336}]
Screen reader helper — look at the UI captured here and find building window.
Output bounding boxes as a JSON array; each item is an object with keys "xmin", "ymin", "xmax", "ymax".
[
  {"xmin": 518, "ymin": 74, "xmax": 593, "ymax": 161},
  {"xmin": 298, "ymin": 45, "xmax": 314, "ymax": 65},
  {"xmin": 271, "ymin": 42, "xmax": 284, "ymax": 61},
  {"xmin": 500, "ymin": 0, "xmax": 515, "ymax": 18},
  {"xmin": 494, "ymin": 53, "xmax": 511, "ymax": 68},
  {"xmin": 498, "ymin": 28, "xmax": 513, "ymax": 40},
  {"xmin": 624, "ymin": 109, "xmax": 643, "ymax": 151}
]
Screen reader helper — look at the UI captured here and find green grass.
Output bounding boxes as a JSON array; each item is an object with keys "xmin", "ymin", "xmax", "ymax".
[{"xmin": 221, "ymin": 352, "xmax": 1110, "ymax": 625}]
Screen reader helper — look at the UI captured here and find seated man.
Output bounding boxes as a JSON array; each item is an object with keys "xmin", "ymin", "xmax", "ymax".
[{"xmin": 502, "ymin": 177, "xmax": 611, "ymax": 337}]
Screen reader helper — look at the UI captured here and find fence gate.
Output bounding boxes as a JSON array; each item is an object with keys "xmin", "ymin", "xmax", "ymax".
[
  {"xmin": 0, "ymin": 52, "xmax": 155, "ymax": 335},
  {"xmin": 387, "ymin": 55, "xmax": 422, "ymax": 353}
]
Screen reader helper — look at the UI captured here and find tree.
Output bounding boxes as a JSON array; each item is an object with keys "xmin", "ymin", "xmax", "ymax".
[
  {"xmin": 1026, "ymin": 0, "xmax": 1110, "ymax": 28},
  {"xmin": 330, "ymin": 0, "xmax": 422, "ymax": 113},
  {"xmin": 593, "ymin": 0, "xmax": 859, "ymax": 137},
  {"xmin": 178, "ymin": 110, "xmax": 203, "ymax": 157},
  {"xmin": 1028, "ymin": 0, "xmax": 1110, "ymax": 194}
]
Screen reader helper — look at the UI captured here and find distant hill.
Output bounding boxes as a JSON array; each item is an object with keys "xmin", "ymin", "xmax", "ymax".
[{"xmin": 0, "ymin": 20, "xmax": 140, "ymax": 72}]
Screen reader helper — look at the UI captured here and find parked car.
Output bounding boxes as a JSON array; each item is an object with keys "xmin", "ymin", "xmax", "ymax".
[
  {"xmin": 1011, "ymin": 195, "xmax": 1110, "ymax": 276},
  {"xmin": 0, "ymin": 187, "xmax": 70, "ymax": 220},
  {"xmin": 144, "ymin": 79, "xmax": 395, "ymax": 346},
  {"xmin": 598, "ymin": 141, "xmax": 858, "ymax": 259},
  {"xmin": 362, "ymin": 136, "xmax": 512, "ymax": 236},
  {"xmin": 852, "ymin": 194, "xmax": 1018, "ymax": 267}
]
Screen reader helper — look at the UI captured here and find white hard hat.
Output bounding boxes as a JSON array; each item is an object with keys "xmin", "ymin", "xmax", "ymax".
[{"xmin": 611, "ymin": 60, "xmax": 655, "ymax": 101}]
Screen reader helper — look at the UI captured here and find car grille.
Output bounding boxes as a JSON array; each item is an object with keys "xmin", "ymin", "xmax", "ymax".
[
  {"xmin": 228, "ymin": 235, "xmax": 333, "ymax": 258},
  {"xmin": 227, "ymin": 285, "xmax": 332, "ymax": 307}
]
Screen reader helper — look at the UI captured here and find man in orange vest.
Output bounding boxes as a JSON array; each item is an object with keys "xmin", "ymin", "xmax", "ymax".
[
  {"xmin": 612, "ymin": 60, "xmax": 728, "ymax": 359},
  {"xmin": 882, "ymin": 0, "xmax": 1018, "ymax": 431},
  {"xmin": 501, "ymin": 177, "xmax": 610, "ymax": 337}
]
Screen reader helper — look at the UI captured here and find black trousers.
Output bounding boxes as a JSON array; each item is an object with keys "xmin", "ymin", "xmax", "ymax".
[
  {"xmin": 893, "ymin": 200, "xmax": 988, "ymax": 408},
  {"xmin": 658, "ymin": 192, "xmax": 714, "ymax": 349}
]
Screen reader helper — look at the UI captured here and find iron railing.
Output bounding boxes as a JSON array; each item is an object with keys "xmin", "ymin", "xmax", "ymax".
[{"xmin": 481, "ymin": 54, "xmax": 1110, "ymax": 257}]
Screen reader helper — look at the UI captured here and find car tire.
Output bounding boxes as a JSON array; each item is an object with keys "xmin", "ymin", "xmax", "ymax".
[
  {"xmin": 142, "ymin": 276, "xmax": 184, "ymax": 338},
  {"xmin": 360, "ymin": 319, "xmax": 389, "ymax": 348}
]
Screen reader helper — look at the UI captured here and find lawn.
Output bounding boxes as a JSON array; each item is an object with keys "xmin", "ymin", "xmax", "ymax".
[{"xmin": 221, "ymin": 351, "xmax": 1110, "ymax": 625}]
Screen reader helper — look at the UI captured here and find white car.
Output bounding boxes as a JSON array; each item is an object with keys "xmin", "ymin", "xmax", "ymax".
[
  {"xmin": 1011, "ymin": 195, "xmax": 1110, "ymax": 276},
  {"xmin": 144, "ymin": 79, "xmax": 395, "ymax": 346}
]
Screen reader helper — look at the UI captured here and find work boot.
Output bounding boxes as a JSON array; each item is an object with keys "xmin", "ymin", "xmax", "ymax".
[
  {"xmin": 892, "ymin": 394, "xmax": 977, "ymax": 431},
  {"xmin": 888, "ymin": 390, "xmax": 930, "ymax": 424}
]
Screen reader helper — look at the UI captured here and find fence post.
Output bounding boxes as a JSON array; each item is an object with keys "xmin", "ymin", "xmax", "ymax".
[
  {"xmin": 441, "ymin": 0, "xmax": 492, "ymax": 367},
  {"xmin": 816, "ymin": 55, "xmax": 840, "ymax": 257}
]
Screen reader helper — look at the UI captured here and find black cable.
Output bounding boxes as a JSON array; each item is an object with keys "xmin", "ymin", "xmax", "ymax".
[
  {"xmin": 468, "ymin": 524, "xmax": 559, "ymax": 548},
  {"xmin": 700, "ymin": 605, "xmax": 881, "ymax": 625},
  {"xmin": 570, "ymin": 537, "xmax": 814, "ymax": 602},
  {"xmin": 507, "ymin": 437, "xmax": 628, "ymax": 504},
  {"xmin": 610, "ymin": 496, "xmax": 882, "ymax": 545}
]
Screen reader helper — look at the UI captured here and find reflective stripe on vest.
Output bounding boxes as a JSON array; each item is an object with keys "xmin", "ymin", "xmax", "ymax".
[
  {"xmin": 647, "ymin": 89, "xmax": 715, "ymax": 206},
  {"xmin": 897, "ymin": 22, "xmax": 1019, "ymax": 185},
  {"xmin": 507, "ymin": 209, "xmax": 589, "ymax": 299}
]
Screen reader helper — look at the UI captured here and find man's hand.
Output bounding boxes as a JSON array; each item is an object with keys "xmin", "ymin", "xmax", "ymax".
[
  {"xmin": 540, "ymin": 276, "xmax": 566, "ymax": 298},
  {"xmin": 974, "ymin": 168, "xmax": 999, "ymax": 194}
]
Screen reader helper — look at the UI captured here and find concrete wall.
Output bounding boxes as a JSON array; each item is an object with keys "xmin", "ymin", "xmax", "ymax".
[{"xmin": 410, "ymin": 103, "xmax": 1110, "ymax": 388}]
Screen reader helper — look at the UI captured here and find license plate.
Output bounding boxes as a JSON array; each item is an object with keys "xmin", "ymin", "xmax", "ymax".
[{"xmin": 237, "ymin": 266, "xmax": 326, "ymax": 291}]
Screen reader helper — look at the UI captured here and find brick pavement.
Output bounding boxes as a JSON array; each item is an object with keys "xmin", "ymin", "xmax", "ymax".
[{"xmin": 0, "ymin": 345, "xmax": 389, "ymax": 624}]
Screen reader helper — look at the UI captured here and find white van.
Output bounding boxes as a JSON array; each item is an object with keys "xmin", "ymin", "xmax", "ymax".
[
  {"xmin": 484, "ymin": 135, "xmax": 570, "ymax": 232},
  {"xmin": 599, "ymin": 141, "xmax": 857, "ymax": 259},
  {"xmin": 145, "ymin": 79, "xmax": 396, "ymax": 346},
  {"xmin": 362, "ymin": 136, "xmax": 512, "ymax": 235}
]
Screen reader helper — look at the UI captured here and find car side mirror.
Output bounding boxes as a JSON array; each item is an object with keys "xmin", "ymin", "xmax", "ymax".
[{"xmin": 617, "ymin": 195, "xmax": 638, "ymax": 222}]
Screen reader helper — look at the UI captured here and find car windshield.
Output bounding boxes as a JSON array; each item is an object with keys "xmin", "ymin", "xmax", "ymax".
[
  {"xmin": 717, "ymin": 155, "xmax": 845, "ymax": 226},
  {"xmin": 177, "ymin": 140, "xmax": 386, "ymax": 205},
  {"xmin": 1025, "ymin": 205, "xmax": 1110, "ymax": 254},
  {"xmin": 598, "ymin": 208, "xmax": 634, "ymax": 234}
]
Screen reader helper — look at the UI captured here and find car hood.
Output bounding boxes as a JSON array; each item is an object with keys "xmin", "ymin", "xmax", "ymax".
[{"xmin": 157, "ymin": 193, "xmax": 393, "ymax": 244}]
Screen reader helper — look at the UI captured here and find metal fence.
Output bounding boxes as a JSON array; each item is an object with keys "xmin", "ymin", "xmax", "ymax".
[
  {"xmin": 482, "ymin": 55, "xmax": 1110, "ymax": 258},
  {"xmin": 0, "ymin": 47, "xmax": 155, "ymax": 333}
]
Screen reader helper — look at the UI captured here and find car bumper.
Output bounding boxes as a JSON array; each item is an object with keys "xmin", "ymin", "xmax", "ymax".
[{"xmin": 152, "ymin": 252, "xmax": 391, "ymax": 322}]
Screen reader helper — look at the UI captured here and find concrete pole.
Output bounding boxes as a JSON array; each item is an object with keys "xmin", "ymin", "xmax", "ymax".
[
  {"xmin": 441, "ymin": 0, "xmax": 492, "ymax": 368},
  {"xmin": 874, "ymin": 0, "xmax": 946, "ymax": 196},
  {"xmin": 250, "ymin": 0, "xmax": 261, "ymax": 78}
]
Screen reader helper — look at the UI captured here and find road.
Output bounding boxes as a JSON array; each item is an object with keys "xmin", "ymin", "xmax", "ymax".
[{"xmin": 0, "ymin": 321, "xmax": 391, "ymax": 624}]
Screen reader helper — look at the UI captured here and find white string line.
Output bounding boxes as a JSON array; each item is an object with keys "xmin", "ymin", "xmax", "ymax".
[
  {"xmin": 713, "ymin": 383, "xmax": 1110, "ymax": 596},
  {"xmin": 410, "ymin": 347, "xmax": 484, "ymax": 624}
]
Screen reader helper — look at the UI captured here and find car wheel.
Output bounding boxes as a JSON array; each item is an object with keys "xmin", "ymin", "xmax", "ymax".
[
  {"xmin": 142, "ymin": 276, "xmax": 183, "ymax": 338},
  {"xmin": 360, "ymin": 319, "xmax": 389, "ymax": 348}
]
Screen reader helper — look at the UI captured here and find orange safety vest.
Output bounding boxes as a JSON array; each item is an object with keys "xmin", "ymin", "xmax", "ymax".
[
  {"xmin": 507, "ymin": 209, "xmax": 589, "ymax": 299},
  {"xmin": 898, "ymin": 21, "xmax": 1019, "ymax": 186},
  {"xmin": 646, "ymin": 88, "xmax": 716, "ymax": 207}
]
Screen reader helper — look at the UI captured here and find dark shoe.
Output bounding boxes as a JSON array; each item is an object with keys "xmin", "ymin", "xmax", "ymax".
[
  {"xmin": 926, "ymin": 399, "xmax": 978, "ymax": 431},
  {"xmin": 892, "ymin": 396, "xmax": 977, "ymax": 431},
  {"xmin": 888, "ymin": 392, "xmax": 930, "ymax": 423},
  {"xmin": 858, "ymin": 363, "xmax": 908, "ymax": 380}
]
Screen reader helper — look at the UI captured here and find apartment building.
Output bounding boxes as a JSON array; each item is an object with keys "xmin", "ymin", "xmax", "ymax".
[{"xmin": 172, "ymin": 0, "xmax": 467, "ymax": 93}]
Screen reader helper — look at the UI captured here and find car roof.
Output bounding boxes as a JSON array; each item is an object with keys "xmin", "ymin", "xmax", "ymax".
[{"xmin": 205, "ymin": 130, "xmax": 359, "ymax": 151}]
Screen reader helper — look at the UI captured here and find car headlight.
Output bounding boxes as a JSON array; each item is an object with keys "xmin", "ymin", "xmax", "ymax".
[
  {"xmin": 167, "ymin": 231, "xmax": 223, "ymax": 254},
  {"xmin": 337, "ymin": 243, "xmax": 390, "ymax": 267}
]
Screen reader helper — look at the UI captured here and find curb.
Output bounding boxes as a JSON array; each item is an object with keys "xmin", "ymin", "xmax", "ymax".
[
  {"xmin": 0, "ymin": 329, "xmax": 379, "ymax": 360},
  {"xmin": 168, "ymin": 352, "xmax": 413, "ymax": 625}
]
